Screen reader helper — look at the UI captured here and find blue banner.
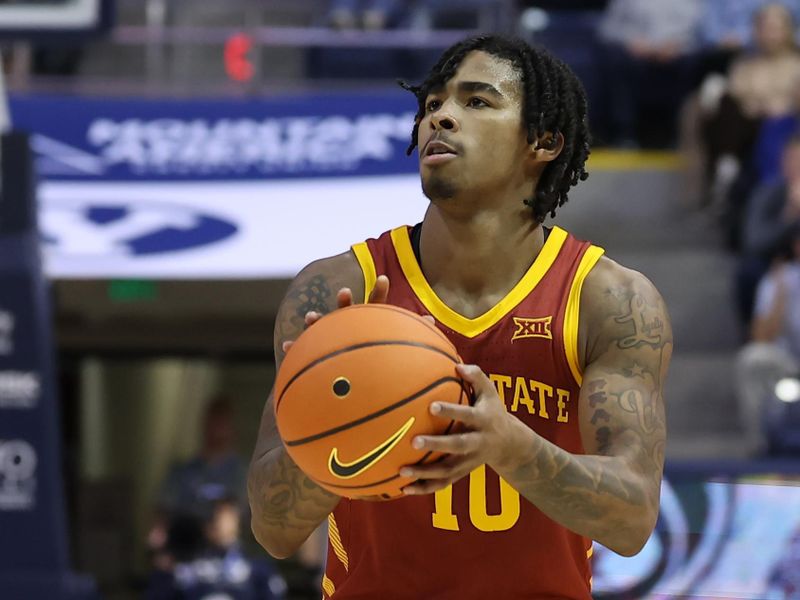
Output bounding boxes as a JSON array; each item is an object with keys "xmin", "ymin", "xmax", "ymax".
[
  {"xmin": 9, "ymin": 92, "xmax": 419, "ymax": 181},
  {"xmin": 0, "ymin": 133, "xmax": 95, "ymax": 598}
]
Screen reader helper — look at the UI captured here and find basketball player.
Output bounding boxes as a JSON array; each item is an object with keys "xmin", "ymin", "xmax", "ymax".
[{"xmin": 248, "ymin": 35, "xmax": 672, "ymax": 599}]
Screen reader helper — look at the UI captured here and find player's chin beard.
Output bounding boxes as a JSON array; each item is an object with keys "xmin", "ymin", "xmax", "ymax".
[{"xmin": 422, "ymin": 174, "xmax": 459, "ymax": 203}]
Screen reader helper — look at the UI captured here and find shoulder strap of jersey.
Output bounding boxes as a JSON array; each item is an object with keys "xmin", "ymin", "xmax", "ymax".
[
  {"xmin": 562, "ymin": 244, "xmax": 605, "ymax": 385},
  {"xmin": 351, "ymin": 242, "xmax": 377, "ymax": 303}
]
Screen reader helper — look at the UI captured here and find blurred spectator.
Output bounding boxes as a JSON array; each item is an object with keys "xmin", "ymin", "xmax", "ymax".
[
  {"xmin": 146, "ymin": 498, "xmax": 287, "ymax": 600},
  {"xmin": 148, "ymin": 395, "xmax": 248, "ymax": 570},
  {"xmin": 698, "ymin": 1, "xmax": 800, "ymax": 77},
  {"xmin": 329, "ymin": 0, "xmax": 401, "ymax": 30},
  {"xmin": 768, "ymin": 525, "xmax": 800, "ymax": 597},
  {"xmin": 597, "ymin": 0, "xmax": 701, "ymax": 147},
  {"xmin": 158, "ymin": 396, "xmax": 247, "ymax": 516},
  {"xmin": 736, "ymin": 134, "xmax": 800, "ymax": 325},
  {"xmin": 700, "ymin": 3, "xmax": 800, "ymax": 226},
  {"xmin": 735, "ymin": 233, "xmax": 800, "ymax": 456},
  {"xmin": 727, "ymin": 4, "xmax": 800, "ymax": 121}
]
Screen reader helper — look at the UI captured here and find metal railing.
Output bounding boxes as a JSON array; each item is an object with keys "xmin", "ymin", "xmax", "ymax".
[{"xmin": 6, "ymin": 0, "xmax": 519, "ymax": 94}]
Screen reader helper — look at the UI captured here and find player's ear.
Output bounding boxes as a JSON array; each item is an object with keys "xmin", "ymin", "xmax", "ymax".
[{"xmin": 530, "ymin": 132, "xmax": 564, "ymax": 162}]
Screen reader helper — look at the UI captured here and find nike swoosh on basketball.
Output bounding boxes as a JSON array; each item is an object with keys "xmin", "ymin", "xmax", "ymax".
[{"xmin": 328, "ymin": 417, "xmax": 416, "ymax": 479}]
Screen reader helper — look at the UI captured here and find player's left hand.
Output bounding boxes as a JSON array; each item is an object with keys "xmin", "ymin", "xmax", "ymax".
[{"xmin": 400, "ymin": 364, "xmax": 522, "ymax": 495}]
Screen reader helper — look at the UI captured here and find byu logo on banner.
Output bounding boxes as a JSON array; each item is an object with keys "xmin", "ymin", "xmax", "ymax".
[
  {"xmin": 0, "ymin": 440, "xmax": 37, "ymax": 511},
  {"xmin": 42, "ymin": 198, "xmax": 238, "ymax": 257},
  {"xmin": 0, "ymin": 310, "xmax": 13, "ymax": 356}
]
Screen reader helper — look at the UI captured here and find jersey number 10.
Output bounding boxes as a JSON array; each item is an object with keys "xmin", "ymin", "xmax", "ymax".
[{"xmin": 432, "ymin": 465, "xmax": 521, "ymax": 532}]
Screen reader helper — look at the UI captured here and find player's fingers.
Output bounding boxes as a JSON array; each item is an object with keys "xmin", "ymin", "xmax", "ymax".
[
  {"xmin": 412, "ymin": 431, "xmax": 481, "ymax": 455},
  {"xmin": 304, "ymin": 311, "xmax": 323, "ymax": 327},
  {"xmin": 282, "ymin": 340, "xmax": 294, "ymax": 353},
  {"xmin": 337, "ymin": 287, "xmax": 353, "ymax": 309},
  {"xmin": 402, "ymin": 466, "xmax": 474, "ymax": 495},
  {"xmin": 399, "ymin": 455, "xmax": 467, "ymax": 480},
  {"xmin": 368, "ymin": 275, "xmax": 390, "ymax": 304},
  {"xmin": 456, "ymin": 364, "xmax": 495, "ymax": 399},
  {"xmin": 429, "ymin": 401, "xmax": 482, "ymax": 428},
  {"xmin": 421, "ymin": 315, "xmax": 435, "ymax": 326},
  {"xmin": 402, "ymin": 479, "xmax": 454, "ymax": 495}
]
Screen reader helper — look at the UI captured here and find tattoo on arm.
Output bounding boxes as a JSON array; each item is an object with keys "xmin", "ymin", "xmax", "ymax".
[
  {"xmin": 250, "ymin": 256, "xmax": 358, "ymax": 550},
  {"xmin": 503, "ymin": 271, "xmax": 671, "ymax": 551},
  {"xmin": 249, "ymin": 449, "xmax": 337, "ymax": 533},
  {"xmin": 295, "ymin": 274, "xmax": 333, "ymax": 318},
  {"xmin": 614, "ymin": 293, "xmax": 665, "ymax": 349},
  {"xmin": 274, "ymin": 272, "xmax": 334, "ymax": 362}
]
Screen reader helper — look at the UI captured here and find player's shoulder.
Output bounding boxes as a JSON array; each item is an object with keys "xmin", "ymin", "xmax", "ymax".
[
  {"xmin": 285, "ymin": 250, "xmax": 364, "ymax": 308},
  {"xmin": 581, "ymin": 255, "xmax": 659, "ymax": 300},
  {"xmin": 297, "ymin": 250, "xmax": 362, "ymax": 282},
  {"xmin": 273, "ymin": 250, "xmax": 364, "ymax": 356},
  {"xmin": 579, "ymin": 255, "xmax": 670, "ymax": 343}
]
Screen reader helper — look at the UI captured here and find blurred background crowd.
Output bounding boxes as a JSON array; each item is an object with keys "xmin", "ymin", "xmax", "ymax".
[{"xmin": 1, "ymin": 0, "xmax": 800, "ymax": 599}]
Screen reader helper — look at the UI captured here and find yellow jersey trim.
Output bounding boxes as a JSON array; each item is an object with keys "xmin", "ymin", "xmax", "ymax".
[
  {"xmin": 390, "ymin": 226, "xmax": 568, "ymax": 338},
  {"xmin": 327, "ymin": 513, "xmax": 349, "ymax": 572},
  {"xmin": 351, "ymin": 242, "xmax": 377, "ymax": 304},
  {"xmin": 322, "ymin": 574, "xmax": 336, "ymax": 597},
  {"xmin": 563, "ymin": 246, "xmax": 605, "ymax": 386}
]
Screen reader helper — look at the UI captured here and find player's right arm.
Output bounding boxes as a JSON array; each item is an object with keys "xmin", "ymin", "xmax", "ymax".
[{"xmin": 248, "ymin": 251, "xmax": 370, "ymax": 559}]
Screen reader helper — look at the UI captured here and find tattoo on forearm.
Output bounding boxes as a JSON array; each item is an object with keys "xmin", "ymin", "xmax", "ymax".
[{"xmin": 251, "ymin": 450, "xmax": 336, "ymax": 533}]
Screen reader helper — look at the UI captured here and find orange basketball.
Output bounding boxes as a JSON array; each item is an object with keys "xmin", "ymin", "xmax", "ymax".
[{"xmin": 274, "ymin": 303, "xmax": 468, "ymax": 500}]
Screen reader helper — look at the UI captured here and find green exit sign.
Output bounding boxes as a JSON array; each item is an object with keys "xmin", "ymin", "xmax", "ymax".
[{"xmin": 107, "ymin": 280, "xmax": 158, "ymax": 302}]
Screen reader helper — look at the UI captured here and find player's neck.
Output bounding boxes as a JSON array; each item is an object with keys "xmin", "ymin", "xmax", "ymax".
[{"xmin": 419, "ymin": 203, "xmax": 545, "ymax": 310}]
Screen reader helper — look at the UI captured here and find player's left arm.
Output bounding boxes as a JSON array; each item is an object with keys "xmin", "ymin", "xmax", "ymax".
[
  {"xmin": 543, "ymin": 258, "xmax": 671, "ymax": 555},
  {"xmin": 402, "ymin": 258, "xmax": 671, "ymax": 556}
]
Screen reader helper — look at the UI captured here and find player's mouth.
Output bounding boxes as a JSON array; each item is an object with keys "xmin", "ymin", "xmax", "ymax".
[{"xmin": 422, "ymin": 140, "xmax": 459, "ymax": 165}]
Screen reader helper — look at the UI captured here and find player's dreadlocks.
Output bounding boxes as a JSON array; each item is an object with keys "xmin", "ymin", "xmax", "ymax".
[{"xmin": 400, "ymin": 35, "xmax": 591, "ymax": 223}]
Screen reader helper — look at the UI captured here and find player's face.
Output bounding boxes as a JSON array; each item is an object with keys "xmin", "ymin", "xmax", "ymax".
[{"xmin": 417, "ymin": 51, "xmax": 529, "ymax": 202}]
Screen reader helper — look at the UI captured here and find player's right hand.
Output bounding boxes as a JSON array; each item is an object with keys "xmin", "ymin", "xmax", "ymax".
[{"xmin": 281, "ymin": 275, "xmax": 391, "ymax": 354}]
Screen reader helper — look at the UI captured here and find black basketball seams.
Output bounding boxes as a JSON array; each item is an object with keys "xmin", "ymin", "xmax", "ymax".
[
  {"xmin": 347, "ymin": 303, "xmax": 455, "ymax": 348},
  {"xmin": 317, "ymin": 471, "xmax": 402, "ymax": 490},
  {"xmin": 302, "ymin": 384, "xmax": 467, "ymax": 491},
  {"xmin": 275, "ymin": 340, "xmax": 460, "ymax": 413},
  {"xmin": 284, "ymin": 376, "xmax": 462, "ymax": 447}
]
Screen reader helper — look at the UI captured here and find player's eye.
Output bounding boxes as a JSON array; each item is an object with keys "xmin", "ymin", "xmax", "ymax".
[
  {"xmin": 425, "ymin": 99, "xmax": 441, "ymax": 113},
  {"xmin": 467, "ymin": 97, "xmax": 489, "ymax": 108}
]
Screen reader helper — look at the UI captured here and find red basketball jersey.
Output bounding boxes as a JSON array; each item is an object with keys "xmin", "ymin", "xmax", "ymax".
[{"xmin": 321, "ymin": 225, "xmax": 605, "ymax": 600}]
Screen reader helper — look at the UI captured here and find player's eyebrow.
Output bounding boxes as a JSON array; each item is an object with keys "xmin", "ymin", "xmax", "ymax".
[
  {"xmin": 427, "ymin": 81, "xmax": 505, "ymax": 99},
  {"xmin": 457, "ymin": 81, "xmax": 504, "ymax": 98}
]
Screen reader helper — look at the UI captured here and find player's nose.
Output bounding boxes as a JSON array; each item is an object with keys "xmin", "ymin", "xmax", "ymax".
[{"xmin": 430, "ymin": 111, "xmax": 459, "ymax": 132}]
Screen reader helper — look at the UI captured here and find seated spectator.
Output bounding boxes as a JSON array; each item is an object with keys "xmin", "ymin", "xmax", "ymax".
[
  {"xmin": 148, "ymin": 395, "xmax": 248, "ymax": 570},
  {"xmin": 146, "ymin": 498, "xmax": 287, "ymax": 600},
  {"xmin": 700, "ymin": 3, "xmax": 800, "ymax": 226},
  {"xmin": 736, "ymin": 233, "xmax": 800, "ymax": 456},
  {"xmin": 597, "ymin": 0, "xmax": 701, "ymax": 147},
  {"xmin": 329, "ymin": 0, "xmax": 401, "ymax": 30},
  {"xmin": 697, "ymin": 0, "xmax": 800, "ymax": 79},
  {"xmin": 736, "ymin": 133, "xmax": 800, "ymax": 325}
]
